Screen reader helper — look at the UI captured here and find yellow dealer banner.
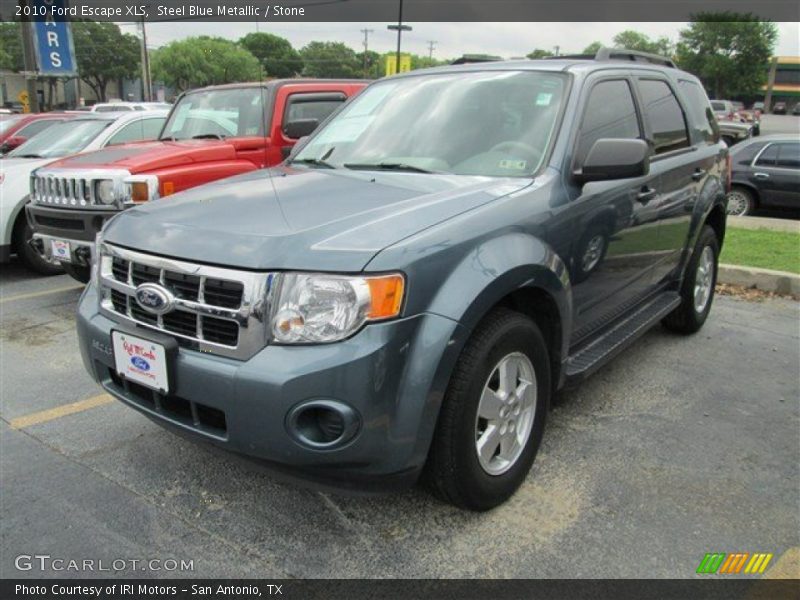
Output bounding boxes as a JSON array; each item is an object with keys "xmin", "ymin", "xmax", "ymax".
[{"xmin": 385, "ymin": 54, "xmax": 412, "ymax": 76}]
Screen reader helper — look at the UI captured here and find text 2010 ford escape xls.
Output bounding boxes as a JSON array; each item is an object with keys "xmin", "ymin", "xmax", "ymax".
[{"xmin": 77, "ymin": 49, "xmax": 728, "ymax": 510}]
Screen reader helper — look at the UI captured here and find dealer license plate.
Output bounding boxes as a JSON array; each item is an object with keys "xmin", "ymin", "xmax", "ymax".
[{"xmin": 112, "ymin": 331, "xmax": 169, "ymax": 393}]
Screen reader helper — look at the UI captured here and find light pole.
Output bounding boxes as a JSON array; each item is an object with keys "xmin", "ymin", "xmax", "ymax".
[{"xmin": 387, "ymin": 0, "xmax": 412, "ymax": 74}]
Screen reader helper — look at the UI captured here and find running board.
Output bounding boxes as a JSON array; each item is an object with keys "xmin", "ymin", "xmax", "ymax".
[{"xmin": 565, "ymin": 292, "xmax": 681, "ymax": 382}]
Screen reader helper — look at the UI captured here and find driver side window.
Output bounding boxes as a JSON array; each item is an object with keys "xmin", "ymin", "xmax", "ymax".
[{"xmin": 576, "ymin": 80, "xmax": 641, "ymax": 166}]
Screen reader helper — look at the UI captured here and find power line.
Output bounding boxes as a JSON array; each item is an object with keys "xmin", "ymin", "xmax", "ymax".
[
  {"xmin": 360, "ymin": 28, "xmax": 374, "ymax": 78},
  {"xmin": 427, "ymin": 40, "xmax": 438, "ymax": 60}
]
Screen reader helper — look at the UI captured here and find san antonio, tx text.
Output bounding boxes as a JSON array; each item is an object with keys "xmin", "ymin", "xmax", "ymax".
[{"xmin": 15, "ymin": 583, "xmax": 278, "ymax": 597}]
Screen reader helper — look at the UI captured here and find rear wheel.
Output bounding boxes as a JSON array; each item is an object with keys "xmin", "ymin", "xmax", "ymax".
[
  {"xmin": 662, "ymin": 225, "xmax": 719, "ymax": 334},
  {"xmin": 425, "ymin": 307, "xmax": 550, "ymax": 511},
  {"xmin": 726, "ymin": 187, "xmax": 754, "ymax": 217},
  {"xmin": 62, "ymin": 263, "xmax": 91, "ymax": 284},
  {"xmin": 13, "ymin": 215, "xmax": 62, "ymax": 276}
]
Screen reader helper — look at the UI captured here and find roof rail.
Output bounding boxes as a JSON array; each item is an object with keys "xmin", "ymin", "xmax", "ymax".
[{"xmin": 595, "ymin": 47, "xmax": 676, "ymax": 68}]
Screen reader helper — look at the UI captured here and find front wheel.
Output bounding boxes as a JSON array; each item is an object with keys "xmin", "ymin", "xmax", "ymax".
[
  {"xmin": 13, "ymin": 216, "xmax": 63, "ymax": 276},
  {"xmin": 424, "ymin": 308, "xmax": 550, "ymax": 511},
  {"xmin": 662, "ymin": 225, "xmax": 719, "ymax": 334}
]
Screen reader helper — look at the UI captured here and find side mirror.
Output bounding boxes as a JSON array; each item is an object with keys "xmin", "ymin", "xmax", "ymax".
[
  {"xmin": 283, "ymin": 119, "xmax": 319, "ymax": 140},
  {"xmin": 577, "ymin": 138, "xmax": 650, "ymax": 183},
  {"xmin": 1, "ymin": 136, "xmax": 26, "ymax": 154},
  {"xmin": 287, "ymin": 136, "xmax": 310, "ymax": 161}
]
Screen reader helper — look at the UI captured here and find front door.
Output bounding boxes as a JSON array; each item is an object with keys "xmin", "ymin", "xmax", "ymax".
[
  {"xmin": 751, "ymin": 141, "xmax": 800, "ymax": 207},
  {"xmin": 564, "ymin": 76, "xmax": 664, "ymax": 343}
]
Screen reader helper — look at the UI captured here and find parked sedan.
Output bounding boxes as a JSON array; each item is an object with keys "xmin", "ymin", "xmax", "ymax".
[
  {"xmin": 772, "ymin": 102, "xmax": 787, "ymax": 115},
  {"xmin": 0, "ymin": 111, "xmax": 168, "ymax": 274},
  {"xmin": 727, "ymin": 135, "xmax": 800, "ymax": 216}
]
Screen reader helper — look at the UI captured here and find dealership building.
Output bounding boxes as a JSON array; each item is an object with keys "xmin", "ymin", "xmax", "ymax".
[{"xmin": 764, "ymin": 56, "xmax": 800, "ymax": 109}]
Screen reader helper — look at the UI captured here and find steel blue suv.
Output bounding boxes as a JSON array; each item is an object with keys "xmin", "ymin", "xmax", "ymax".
[{"xmin": 77, "ymin": 48, "xmax": 728, "ymax": 510}]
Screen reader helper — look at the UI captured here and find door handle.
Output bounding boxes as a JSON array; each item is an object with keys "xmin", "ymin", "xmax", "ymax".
[
  {"xmin": 753, "ymin": 172, "xmax": 770, "ymax": 180},
  {"xmin": 691, "ymin": 169, "xmax": 706, "ymax": 181},
  {"xmin": 636, "ymin": 187, "xmax": 657, "ymax": 203}
]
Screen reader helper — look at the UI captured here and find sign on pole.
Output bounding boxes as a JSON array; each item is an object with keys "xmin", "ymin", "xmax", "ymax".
[
  {"xmin": 30, "ymin": 0, "xmax": 78, "ymax": 76},
  {"xmin": 385, "ymin": 54, "xmax": 412, "ymax": 76}
]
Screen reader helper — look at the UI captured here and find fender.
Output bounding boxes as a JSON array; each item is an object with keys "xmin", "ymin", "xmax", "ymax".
[{"xmin": 679, "ymin": 169, "xmax": 728, "ymax": 278}]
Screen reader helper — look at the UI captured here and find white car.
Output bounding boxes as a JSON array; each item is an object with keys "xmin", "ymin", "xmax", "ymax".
[
  {"xmin": 75, "ymin": 102, "xmax": 172, "ymax": 113},
  {"xmin": 0, "ymin": 110, "xmax": 168, "ymax": 274}
]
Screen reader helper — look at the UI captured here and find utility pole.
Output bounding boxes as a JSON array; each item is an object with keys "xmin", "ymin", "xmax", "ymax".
[
  {"xmin": 360, "ymin": 28, "xmax": 374, "ymax": 79},
  {"xmin": 19, "ymin": 0, "xmax": 41, "ymax": 112},
  {"xmin": 427, "ymin": 40, "xmax": 437, "ymax": 61},
  {"xmin": 553, "ymin": 45, "xmax": 560, "ymax": 57},
  {"xmin": 387, "ymin": 0, "xmax": 412, "ymax": 75},
  {"xmin": 139, "ymin": 15, "xmax": 152, "ymax": 102}
]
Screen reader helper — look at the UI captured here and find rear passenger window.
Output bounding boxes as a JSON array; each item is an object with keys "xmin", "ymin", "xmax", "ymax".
[
  {"xmin": 776, "ymin": 143, "xmax": 800, "ymax": 169},
  {"xmin": 638, "ymin": 79, "xmax": 689, "ymax": 154},
  {"xmin": 755, "ymin": 144, "xmax": 779, "ymax": 166},
  {"xmin": 678, "ymin": 80, "xmax": 719, "ymax": 143},
  {"xmin": 576, "ymin": 80, "xmax": 641, "ymax": 165}
]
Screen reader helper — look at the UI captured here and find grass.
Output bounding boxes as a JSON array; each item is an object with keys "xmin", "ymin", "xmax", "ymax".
[{"xmin": 720, "ymin": 227, "xmax": 800, "ymax": 274}]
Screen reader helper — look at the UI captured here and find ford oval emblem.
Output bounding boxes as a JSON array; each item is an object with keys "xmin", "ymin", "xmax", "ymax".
[
  {"xmin": 134, "ymin": 283, "xmax": 174, "ymax": 315},
  {"xmin": 131, "ymin": 356, "xmax": 150, "ymax": 371}
]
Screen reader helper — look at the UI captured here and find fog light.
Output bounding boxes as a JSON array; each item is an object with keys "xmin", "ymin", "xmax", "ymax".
[{"xmin": 287, "ymin": 400, "xmax": 360, "ymax": 449}]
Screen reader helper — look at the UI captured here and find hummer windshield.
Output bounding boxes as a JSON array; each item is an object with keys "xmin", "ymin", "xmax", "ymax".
[
  {"xmin": 7, "ymin": 119, "xmax": 111, "ymax": 159},
  {"xmin": 160, "ymin": 87, "xmax": 265, "ymax": 141},
  {"xmin": 293, "ymin": 70, "xmax": 567, "ymax": 177}
]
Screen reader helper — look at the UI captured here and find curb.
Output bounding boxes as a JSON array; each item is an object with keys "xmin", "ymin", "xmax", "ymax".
[
  {"xmin": 718, "ymin": 263, "xmax": 800, "ymax": 296},
  {"xmin": 728, "ymin": 216, "xmax": 800, "ymax": 234}
]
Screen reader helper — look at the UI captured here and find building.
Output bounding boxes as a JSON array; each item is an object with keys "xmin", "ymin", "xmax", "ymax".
[{"xmin": 763, "ymin": 56, "xmax": 800, "ymax": 110}]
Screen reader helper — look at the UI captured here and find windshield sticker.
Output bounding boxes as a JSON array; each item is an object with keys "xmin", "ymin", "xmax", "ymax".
[
  {"xmin": 347, "ymin": 83, "xmax": 398, "ymax": 117},
  {"xmin": 499, "ymin": 159, "xmax": 527, "ymax": 170},
  {"xmin": 536, "ymin": 93, "xmax": 553, "ymax": 106},
  {"xmin": 313, "ymin": 115, "xmax": 375, "ymax": 144}
]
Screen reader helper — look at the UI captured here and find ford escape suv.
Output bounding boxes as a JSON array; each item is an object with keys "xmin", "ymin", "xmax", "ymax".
[{"xmin": 77, "ymin": 49, "xmax": 728, "ymax": 510}]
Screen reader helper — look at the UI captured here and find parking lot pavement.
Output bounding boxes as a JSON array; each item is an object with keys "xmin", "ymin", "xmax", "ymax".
[{"xmin": 1, "ymin": 262, "xmax": 799, "ymax": 579}]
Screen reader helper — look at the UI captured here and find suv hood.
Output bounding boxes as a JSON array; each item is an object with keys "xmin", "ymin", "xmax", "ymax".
[
  {"xmin": 103, "ymin": 167, "xmax": 530, "ymax": 271},
  {"xmin": 42, "ymin": 139, "xmax": 238, "ymax": 173}
]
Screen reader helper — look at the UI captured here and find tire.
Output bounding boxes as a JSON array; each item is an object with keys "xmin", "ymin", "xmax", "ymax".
[
  {"xmin": 726, "ymin": 186, "xmax": 755, "ymax": 217},
  {"xmin": 13, "ymin": 215, "xmax": 63, "ymax": 276},
  {"xmin": 62, "ymin": 263, "xmax": 91, "ymax": 284},
  {"xmin": 424, "ymin": 307, "xmax": 550, "ymax": 511},
  {"xmin": 573, "ymin": 222, "xmax": 609, "ymax": 283},
  {"xmin": 662, "ymin": 225, "xmax": 719, "ymax": 334}
]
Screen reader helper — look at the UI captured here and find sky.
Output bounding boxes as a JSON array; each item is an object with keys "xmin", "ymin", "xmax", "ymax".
[{"xmin": 127, "ymin": 21, "xmax": 800, "ymax": 58}]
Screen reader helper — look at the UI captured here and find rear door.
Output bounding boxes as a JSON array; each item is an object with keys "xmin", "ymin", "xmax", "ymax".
[
  {"xmin": 750, "ymin": 141, "xmax": 800, "ymax": 207},
  {"xmin": 632, "ymin": 75, "xmax": 709, "ymax": 285},
  {"xmin": 567, "ymin": 74, "xmax": 665, "ymax": 341}
]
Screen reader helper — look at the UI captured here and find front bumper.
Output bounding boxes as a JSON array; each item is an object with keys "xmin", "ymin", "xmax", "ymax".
[
  {"xmin": 26, "ymin": 203, "xmax": 117, "ymax": 265},
  {"xmin": 77, "ymin": 283, "xmax": 466, "ymax": 492}
]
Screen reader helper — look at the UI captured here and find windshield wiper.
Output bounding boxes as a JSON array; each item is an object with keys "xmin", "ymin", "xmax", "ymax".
[
  {"xmin": 343, "ymin": 162, "xmax": 437, "ymax": 174},
  {"xmin": 291, "ymin": 157, "xmax": 336, "ymax": 169},
  {"xmin": 191, "ymin": 133, "xmax": 225, "ymax": 140},
  {"xmin": 13, "ymin": 153, "xmax": 43, "ymax": 158}
]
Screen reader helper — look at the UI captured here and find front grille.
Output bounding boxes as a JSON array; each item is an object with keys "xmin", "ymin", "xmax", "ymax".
[
  {"xmin": 30, "ymin": 168, "xmax": 129, "ymax": 209},
  {"xmin": 98, "ymin": 243, "xmax": 272, "ymax": 360},
  {"xmin": 106, "ymin": 366, "xmax": 227, "ymax": 438}
]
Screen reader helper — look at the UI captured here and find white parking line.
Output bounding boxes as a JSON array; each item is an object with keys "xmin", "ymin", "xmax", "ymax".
[{"xmin": 0, "ymin": 283, "xmax": 83, "ymax": 304}]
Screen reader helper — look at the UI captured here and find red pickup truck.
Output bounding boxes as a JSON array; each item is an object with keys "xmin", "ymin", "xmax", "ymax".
[{"xmin": 26, "ymin": 79, "xmax": 366, "ymax": 282}]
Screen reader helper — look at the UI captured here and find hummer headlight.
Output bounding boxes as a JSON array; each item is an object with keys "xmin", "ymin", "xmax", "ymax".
[{"xmin": 95, "ymin": 179, "xmax": 116, "ymax": 205}]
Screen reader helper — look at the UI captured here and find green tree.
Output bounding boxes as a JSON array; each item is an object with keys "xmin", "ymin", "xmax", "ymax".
[
  {"xmin": 72, "ymin": 21, "xmax": 140, "ymax": 102},
  {"xmin": 582, "ymin": 41, "xmax": 603, "ymax": 55},
  {"xmin": 238, "ymin": 32, "xmax": 303, "ymax": 79},
  {"xmin": 357, "ymin": 49, "xmax": 382, "ymax": 78},
  {"xmin": 0, "ymin": 22, "xmax": 24, "ymax": 71},
  {"xmin": 527, "ymin": 48, "xmax": 554, "ymax": 59},
  {"xmin": 300, "ymin": 41, "xmax": 360, "ymax": 78},
  {"xmin": 151, "ymin": 36, "xmax": 261, "ymax": 92},
  {"xmin": 612, "ymin": 30, "xmax": 673, "ymax": 56},
  {"xmin": 676, "ymin": 13, "xmax": 778, "ymax": 98}
]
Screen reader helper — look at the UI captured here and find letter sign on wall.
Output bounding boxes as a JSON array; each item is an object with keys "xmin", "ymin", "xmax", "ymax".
[{"xmin": 30, "ymin": 0, "xmax": 77, "ymax": 76}]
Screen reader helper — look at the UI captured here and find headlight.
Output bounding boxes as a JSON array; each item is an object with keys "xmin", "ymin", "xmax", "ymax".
[
  {"xmin": 95, "ymin": 179, "xmax": 116, "ymax": 205},
  {"xmin": 270, "ymin": 273, "xmax": 405, "ymax": 344}
]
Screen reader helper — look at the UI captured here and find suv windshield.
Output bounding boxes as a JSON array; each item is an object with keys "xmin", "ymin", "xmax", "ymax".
[
  {"xmin": 294, "ymin": 71, "xmax": 567, "ymax": 177},
  {"xmin": 7, "ymin": 119, "xmax": 111, "ymax": 158},
  {"xmin": 160, "ymin": 87, "xmax": 265, "ymax": 141}
]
